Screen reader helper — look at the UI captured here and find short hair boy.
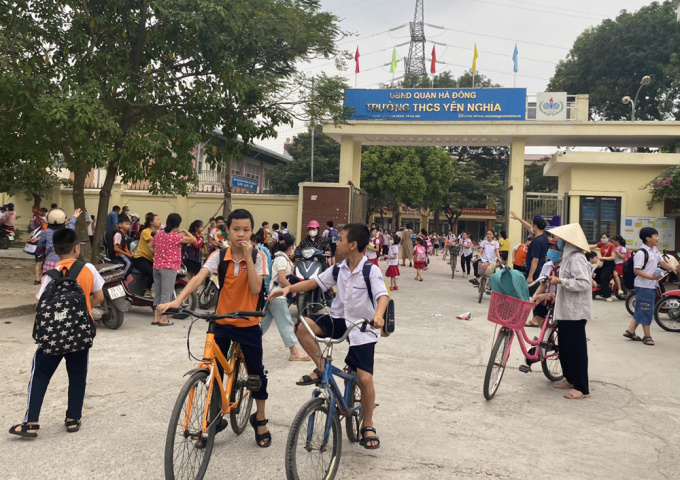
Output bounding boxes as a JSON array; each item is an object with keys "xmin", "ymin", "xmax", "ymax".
[
  {"xmin": 9, "ymin": 229, "xmax": 104, "ymax": 438},
  {"xmin": 624, "ymin": 227, "xmax": 679, "ymax": 346},
  {"xmin": 269, "ymin": 223, "xmax": 388, "ymax": 450},
  {"xmin": 111, "ymin": 215, "xmax": 134, "ymax": 278}
]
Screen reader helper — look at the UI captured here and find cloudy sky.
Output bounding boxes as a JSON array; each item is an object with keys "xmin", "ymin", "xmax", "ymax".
[{"xmin": 256, "ymin": 0, "xmax": 664, "ymax": 154}]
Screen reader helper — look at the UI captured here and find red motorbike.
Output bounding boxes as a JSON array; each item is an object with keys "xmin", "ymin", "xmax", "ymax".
[
  {"xmin": 592, "ymin": 276, "xmax": 627, "ymax": 301},
  {"xmin": 625, "ymin": 272, "xmax": 669, "ymax": 317},
  {"xmin": 654, "ymin": 280, "xmax": 680, "ymax": 332}
]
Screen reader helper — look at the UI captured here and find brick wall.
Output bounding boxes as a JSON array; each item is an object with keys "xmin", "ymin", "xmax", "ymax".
[{"xmin": 300, "ymin": 186, "xmax": 350, "ymax": 232}]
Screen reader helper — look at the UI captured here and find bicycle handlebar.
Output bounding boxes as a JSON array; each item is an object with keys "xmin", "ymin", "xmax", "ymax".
[
  {"xmin": 298, "ymin": 317, "xmax": 376, "ymax": 344},
  {"xmin": 165, "ymin": 308, "xmax": 264, "ymax": 320},
  {"xmin": 527, "ymin": 275, "xmax": 550, "ymax": 288}
]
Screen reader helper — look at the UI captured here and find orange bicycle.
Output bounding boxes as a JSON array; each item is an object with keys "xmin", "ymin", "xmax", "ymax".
[{"xmin": 163, "ymin": 308, "xmax": 264, "ymax": 480}]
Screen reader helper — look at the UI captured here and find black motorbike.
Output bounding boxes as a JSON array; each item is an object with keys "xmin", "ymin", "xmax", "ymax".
[
  {"xmin": 294, "ymin": 247, "xmax": 332, "ymax": 315},
  {"xmin": 0, "ymin": 225, "xmax": 14, "ymax": 249}
]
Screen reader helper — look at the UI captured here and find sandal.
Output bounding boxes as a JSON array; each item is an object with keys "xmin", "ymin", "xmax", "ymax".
[
  {"xmin": 642, "ymin": 336, "xmax": 655, "ymax": 346},
  {"xmin": 564, "ymin": 390, "xmax": 590, "ymax": 400},
  {"xmin": 359, "ymin": 426, "xmax": 381, "ymax": 449},
  {"xmin": 553, "ymin": 380, "xmax": 574, "ymax": 390},
  {"xmin": 157, "ymin": 321, "xmax": 175, "ymax": 327},
  {"xmin": 296, "ymin": 368, "xmax": 323, "ymax": 386},
  {"xmin": 249, "ymin": 413, "xmax": 272, "ymax": 448},
  {"xmin": 623, "ymin": 330, "xmax": 642, "ymax": 341},
  {"xmin": 288, "ymin": 354, "xmax": 311, "ymax": 362},
  {"xmin": 9, "ymin": 423, "xmax": 39, "ymax": 438},
  {"xmin": 65, "ymin": 418, "xmax": 81, "ymax": 433}
]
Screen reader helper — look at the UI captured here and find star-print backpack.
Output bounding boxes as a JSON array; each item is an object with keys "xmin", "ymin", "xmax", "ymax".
[{"xmin": 33, "ymin": 261, "xmax": 96, "ymax": 355}]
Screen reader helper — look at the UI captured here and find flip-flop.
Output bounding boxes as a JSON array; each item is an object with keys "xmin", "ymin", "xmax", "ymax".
[
  {"xmin": 157, "ymin": 322, "xmax": 174, "ymax": 327},
  {"xmin": 553, "ymin": 381, "xmax": 574, "ymax": 390},
  {"xmin": 288, "ymin": 355, "xmax": 311, "ymax": 362},
  {"xmin": 564, "ymin": 391, "xmax": 590, "ymax": 400}
]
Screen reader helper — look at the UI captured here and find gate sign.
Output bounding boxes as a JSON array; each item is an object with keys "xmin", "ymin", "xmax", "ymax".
[
  {"xmin": 344, "ymin": 88, "xmax": 527, "ymax": 121},
  {"xmin": 537, "ymin": 215, "xmax": 561, "ymax": 230},
  {"xmin": 232, "ymin": 176, "xmax": 258, "ymax": 191}
]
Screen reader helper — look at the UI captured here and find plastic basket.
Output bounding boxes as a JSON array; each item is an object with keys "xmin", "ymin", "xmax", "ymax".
[{"xmin": 487, "ymin": 291, "xmax": 534, "ymax": 330}]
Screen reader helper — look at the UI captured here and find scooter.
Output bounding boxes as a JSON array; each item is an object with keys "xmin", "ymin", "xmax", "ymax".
[
  {"xmin": 592, "ymin": 276, "xmax": 627, "ymax": 301},
  {"xmin": 92, "ymin": 263, "xmax": 127, "ymax": 330},
  {"xmin": 0, "ymin": 225, "xmax": 14, "ymax": 249},
  {"xmin": 294, "ymin": 247, "xmax": 332, "ymax": 314},
  {"xmin": 198, "ymin": 272, "xmax": 219, "ymax": 309}
]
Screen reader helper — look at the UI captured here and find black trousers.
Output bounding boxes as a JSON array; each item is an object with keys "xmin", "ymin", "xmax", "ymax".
[
  {"xmin": 557, "ymin": 320, "xmax": 589, "ymax": 395},
  {"xmin": 461, "ymin": 253, "xmax": 472, "ymax": 274},
  {"xmin": 215, "ymin": 325, "xmax": 268, "ymax": 401},
  {"xmin": 133, "ymin": 256, "xmax": 154, "ymax": 290},
  {"xmin": 25, "ymin": 348, "xmax": 89, "ymax": 422},
  {"xmin": 594, "ymin": 260, "xmax": 615, "ymax": 299}
]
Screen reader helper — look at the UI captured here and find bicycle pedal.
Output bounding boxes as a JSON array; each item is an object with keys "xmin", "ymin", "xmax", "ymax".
[
  {"xmin": 246, "ymin": 375, "xmax": 262, "ymax": 391},
  {"xmin": 518, "ymin": 365, "xmax": 531, "ymax": 373}
]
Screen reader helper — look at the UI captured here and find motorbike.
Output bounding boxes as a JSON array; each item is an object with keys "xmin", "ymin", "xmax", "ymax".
[
  {"xmin": 0, "ymin": 225, "xmax": 15, "ymax": 249},
  {"xmin": 198, "ymin": 272, "xmax": 219, "ymax": 309},
  {"xmin": 294, "ymin": 247, "xmax": 332, "ymax": 314},
  {"xmin": 92, "ymin": 263, "xmax": 128, "ymax": 330},
  {"xmin": 654, "ymin": 287, "xmax": 680, "ymax": 332},
  {"xmin": 592, "ymin": 276, "xmax": 627, "ymax": 301}
]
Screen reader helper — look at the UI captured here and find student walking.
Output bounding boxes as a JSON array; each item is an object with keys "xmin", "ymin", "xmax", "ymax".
[
  {"xmin": 413, "ymin": 237, "xmax": 427, "ymax": 281},
  {"xmin": 385, "ymin": 233, "xmax": 401, "ymax": 290},
  {"xmin": 9, "ymin": 229, "xmax": 104, "ymax": 438},
  {"xmin": 460, "ymin": 232, "xmax": 473, "ymax": 278}
]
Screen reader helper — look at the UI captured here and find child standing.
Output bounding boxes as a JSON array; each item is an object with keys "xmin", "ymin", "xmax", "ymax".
[
  {"xmin": 414, "ymin": 237, "xmax": 427, "ymax": 281},
  {"xmin": 9, "ymin": 229, "xmax": 104, "ymax": 438},
  {"xmin": 612, "ymin": 235, "xmax": 628, "ymax": 297},
  {"xmin": 182, "ymin": 220, "xmax": 205, "ymax": 281},
  {"xmin": 624, "ymin": 227, "xmax": 678, "ymax": 346},
  {"xmin": 385, "ymin": 233, "xmax": 401, "ymax": 290},
  {"xmin": 111, "ymin": 215, "xmax": 134, "ymax": 278}
]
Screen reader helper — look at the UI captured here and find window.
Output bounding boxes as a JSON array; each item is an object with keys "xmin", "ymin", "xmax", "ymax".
[
  {"xmin": 580, "ymin": 196, "xmax": 621, "ymax": 243},
  {"xmin": 231, "ymin": 160, "xmax": 242, "ymax": 176},
  {"xmin": 245, "ymin": 163, "xmax": 260, "ymax": 181}
]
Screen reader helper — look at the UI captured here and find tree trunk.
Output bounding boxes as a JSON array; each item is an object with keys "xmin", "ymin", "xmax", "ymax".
[
  {"xmin": 433, "ymin": 209, "xmax": 440, "ymax": 234},
  {"xmin": 33, "ymin": 194, "xmax": 42, "ymax": 208},
  {"xmin": 393, "ymin": 202, "xmax": 401, "ymax": 229},
  {"xmin": 222, "ymin": 156, "xmax": 233, "ymax": 218},
  {"xmin": 92, "ymin": 163, "xmax": 119, "ymax": 262},
  {"xmin": 71, "ymin": 159, "xmax": 93, "ymax": 261}
]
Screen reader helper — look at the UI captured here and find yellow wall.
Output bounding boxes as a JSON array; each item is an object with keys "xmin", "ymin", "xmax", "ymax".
[{"xmin": 1, "ymin": 185, "xmax": 299, "ymax": 235}]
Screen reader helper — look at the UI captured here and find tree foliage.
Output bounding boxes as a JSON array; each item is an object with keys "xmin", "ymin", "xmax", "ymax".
[
  {"xmin": 398, "ymin": 70, "xmax": 499, "ymax": 89},
  {"xmin": 549, "ymin": 1, "xmax": 680, "ymax": 120},
  {"xmin": 525, "ymin": 160, "xmax": 558, "ymax": 193}
]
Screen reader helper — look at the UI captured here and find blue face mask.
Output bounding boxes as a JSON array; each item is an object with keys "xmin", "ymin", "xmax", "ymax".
[
  {"xmin": 557, "ymin": 240, "xmax": 564, "ymax": 250},
  {"xmin": 547, "ymin": 249, "xmax": 562, "ymax": 263}
]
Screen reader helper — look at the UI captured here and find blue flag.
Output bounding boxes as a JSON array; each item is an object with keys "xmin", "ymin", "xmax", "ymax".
[{"xmin": 512, "ymin": 43, "xmax": 519, "ymax": 73}]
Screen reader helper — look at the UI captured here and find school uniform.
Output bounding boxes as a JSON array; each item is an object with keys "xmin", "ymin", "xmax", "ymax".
[{"xmin": 633, "ymin": 244, "xmax": 664, "ymax": 326}]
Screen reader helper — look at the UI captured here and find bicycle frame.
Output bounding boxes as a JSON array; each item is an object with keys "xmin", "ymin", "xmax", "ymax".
[{"xmin": 498, "ymin": 308, "xmax": 558, "ymax": 365}]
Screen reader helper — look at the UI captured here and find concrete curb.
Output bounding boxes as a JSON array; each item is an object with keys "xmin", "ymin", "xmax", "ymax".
[{"xmin": 0, "ymin": 304, "xmax": 35, "ymax": 319}]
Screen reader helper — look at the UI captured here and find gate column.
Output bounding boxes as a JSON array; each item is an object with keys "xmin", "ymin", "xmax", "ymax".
[
  {"xmin": 508, "ymin": 137, "xmax": 526, "ymax": 247},
  {"xmin": 339, "ymin": 136, "xmax": 356, "ymax": 186}
]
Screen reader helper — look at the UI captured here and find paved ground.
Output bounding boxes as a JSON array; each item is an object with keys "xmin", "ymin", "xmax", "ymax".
[
  {"xmin": 0, "ymin": 248, "xmax": 40, "ymax": 316},
  {"xmin": 1, "ymin": 255, "xmax": 680, "ymax": 480}
]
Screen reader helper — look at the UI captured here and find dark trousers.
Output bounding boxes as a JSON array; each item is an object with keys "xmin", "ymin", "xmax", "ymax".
[
  {"xmin": 215, "ymin": 325, "xmax": 268, "ymax": 400},
  {"xmin": 25, "ymin": 348, "xmax": 89, "ymax": 422},
  {"xmin": 112, "ymin": 255, "xmax": 134, "ymax": 279},
  {"xmin": 133, "ymin": 256, "xmax": 154, "ymax": 289},
  {"xmin": 557, "ymin": 320, "xmax": 589, "ymax": 395},
  {"xmin": 594, "ymin": 260, "xmax": 615, "ymax": 299},
  {"xmin": 461, "ymin": 253, "xmax": 472, "ymax": 274}
]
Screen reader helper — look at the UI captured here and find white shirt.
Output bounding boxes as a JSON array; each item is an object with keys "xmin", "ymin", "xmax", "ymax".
[
  {"xmin": 202, "ymin": 248, "xmax": 268, "ymax": 277},
  {"xmin": 269, "ymin": 252, "xmax": 293, "ymax": 295},
  {"xmin": 614, "ymin": 246, "xmax": 627, "ymax": 265},
  {"xmin": 538, "ymin": 260, "xmax": 560, "ymax": 294},
  {"xmin": 37, "ymin": 262, "xmax": 105, "ymax": 299},
  {"xmin": 316, "ymin": 256, "xmax": 388, "ymax": 346},
  {"xmin": 272, "ymin": 231, "xmax": 279, "ymax": 243},
  {"xmin": 480, "ymin": 239, "xmax": 499, "ymax": 262},
  {"xmin": 634, "ymin": 244, "xmax": 663, "ymax": 289},
  {"xmin": 461, "ymin": 238, "xmax": 473, "ymax": 256},
  {"xmin": 366, "ymin": 236, "xmax": 380, "ymax": 260},
  {"xmin": 85, "ymin": 212, "xmax": 93, "ymax": 236},
  {"xmin": 387, "ymin": 245, "xmax": 399, "ymax": 266}
]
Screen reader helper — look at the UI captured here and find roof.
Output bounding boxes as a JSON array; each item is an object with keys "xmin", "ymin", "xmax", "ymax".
[{"xmin": 210, "ymin": 130, "xmax": 291, "ymax": 165}]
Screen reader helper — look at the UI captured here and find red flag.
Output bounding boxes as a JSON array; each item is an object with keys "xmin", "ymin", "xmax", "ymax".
[
  {"xmin": 355, "ymin": 46, "xmax": 360, "ymax": 73},
  {"xmin": 430, "ymin": 46, "xmax": 437, "ymax": 74}
]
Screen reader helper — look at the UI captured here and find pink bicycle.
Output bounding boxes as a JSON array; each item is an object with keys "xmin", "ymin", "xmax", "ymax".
[{"xmin": 483, "ymin": 276, "xmax": 563, "ymax": 400}]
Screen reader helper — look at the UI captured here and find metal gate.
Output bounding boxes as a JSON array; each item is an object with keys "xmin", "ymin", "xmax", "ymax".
[
  {"xmin": 524, "ymin": 192, "xmax": 567, "ymax": 221},
  {"xmin": 349, "ymin": 185, "xmax": 368, "ymax": 224}
]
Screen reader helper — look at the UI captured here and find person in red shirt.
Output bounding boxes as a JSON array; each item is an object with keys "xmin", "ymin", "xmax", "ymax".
[{"xmin": 590, "ymin": 233, "xmax": 616, "ymax": 302}]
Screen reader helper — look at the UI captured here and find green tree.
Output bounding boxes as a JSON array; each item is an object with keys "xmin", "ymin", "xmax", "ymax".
[
  {"xmin": 525, "ymin": 160, "xmax": 558, "ymax": 193},
  {"xmin": 1, "ymin": 0, "xmax": 347, "ymax": 260},
  {"xmin": 266, "ymin": 126, "xmax": 341, "ymax": 195},
  {"xmin": 397, "ymin": 71, "xmax": 498, "ymax": 89},
  {"xmin": 549, "ymin": 1, "xmax": 680, "ymax": 120}
]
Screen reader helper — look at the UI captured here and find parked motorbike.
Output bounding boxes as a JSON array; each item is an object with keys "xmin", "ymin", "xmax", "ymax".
[
  {"xmin": 92, "ymin": 263, "xmax": 127, "ymax": 330},
  {"xmin": 0, "ymin": 225, "xmax": 15, "ymax": 249},
  {"xmin": 198, "ymin": 272, "xmax": 219, "ymax": 309},
  {"xmin": 592, "ymin": 276, "xmax": 627, "ymax": 301},
  {"xmin": 294, "ymin": 247, "xmax": 332, "ymax": 314},
  {"xmin": 654, "ymin": 288, "xmax": 680, "ymax": 332}
]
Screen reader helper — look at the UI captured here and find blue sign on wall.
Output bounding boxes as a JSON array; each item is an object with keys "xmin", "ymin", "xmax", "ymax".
[
  {"xmin": 538, "ymin": 215, "xmax": 562, "ymax": 230},
  {"xmin": 344, "ymin": 88, "xmax": 526, "ymax": 121},
  {"xmin": 232, "ymin": 176, "xmax": 258, "ymax": 191}
]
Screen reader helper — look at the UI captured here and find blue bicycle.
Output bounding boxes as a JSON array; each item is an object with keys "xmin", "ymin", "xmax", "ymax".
[{"xmin": 285, "ymin": 317, "xmax": 375, "ymax": 480}]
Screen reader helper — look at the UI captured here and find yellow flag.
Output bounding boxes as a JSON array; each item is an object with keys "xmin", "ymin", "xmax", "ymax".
[{"xmin": 472, "ymin": 43, "xmax": 479, "ymax": 74}]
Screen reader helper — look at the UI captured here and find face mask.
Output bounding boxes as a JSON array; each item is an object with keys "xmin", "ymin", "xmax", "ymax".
[
  {"xmin": 309, "ymin": 229, "xmax": 318, "ymax": 238},
  {"xmin": 546, "ymin": 249, "xmax": 562, "ymax": 263},
  {"xmin": 557, "ymin": 240, "xmax": 564, "ymax": 250},
  {"xmin": 601, "ymin": 237, "xmax": 609, "ymax": 244}
]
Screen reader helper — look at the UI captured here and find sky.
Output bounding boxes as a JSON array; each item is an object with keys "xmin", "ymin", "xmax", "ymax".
[{"xmin": 254, "ymin": 0, "xmax": 664, "ymax": 154}]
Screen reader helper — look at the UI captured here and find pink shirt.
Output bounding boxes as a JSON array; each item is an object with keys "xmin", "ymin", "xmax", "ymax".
[{"xmin": 151, "ymin": 230, "xmax": 183, "ymax": 270}]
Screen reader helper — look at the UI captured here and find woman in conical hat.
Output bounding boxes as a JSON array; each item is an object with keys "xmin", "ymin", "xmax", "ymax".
[{"xmin": 545, "ymin": 223, "xmax": 593, "ymax": 400}]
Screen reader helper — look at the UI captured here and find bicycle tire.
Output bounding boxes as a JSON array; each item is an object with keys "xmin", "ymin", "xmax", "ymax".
[
  {"xmin": 478, "ymin": 277, "xmax": 486, "ymax": 304},
  {"xmin": 286, "ymin": 397, "xmax": 342, "ymax": 480},
  {"xmin": 654, "ymin": 297, "xmax": 680, "ymax": 332},
  {"xmin": 483, "ymin": 329, "xmax": 511, "ymax": 401},
  {"xmin": 164, "ymin": 370, "xmax": 217, "ymax": 480},
  {"xmin": 345, "ymin": 382, "xmax": 364, "ymax": 443},
  {"xmin": 540, "ymin": 326, "xmax": 564, "ymax": 382},
  {"xmin": 625, "ymin": 293, "xmax": 636, "ymax": 317},
  {"xmin": 230, "ymin": 358, "xmax": 254, "ymax": 434}
]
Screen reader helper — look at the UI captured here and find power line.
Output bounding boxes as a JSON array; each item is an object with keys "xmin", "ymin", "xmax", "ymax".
[
  {"xmin": 505, "ymin": 0, "xmax": 608, "ymax": 18},
  {"xmin": 460, "ymin": 0, "xmax": 604, "ymax": 21},
  {"xmin": 430, "ymin": 40, "xmax": 557, "ymax": 66},
  {"xmin": 425, "ymin": 23, "xmax": 569, "ymax": 51},
  {"xmin": 337, "ymin": 24, "xmax": 408, "ymax": 46}
]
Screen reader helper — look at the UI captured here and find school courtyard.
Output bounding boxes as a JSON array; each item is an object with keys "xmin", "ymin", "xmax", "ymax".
[{"xmin": 1, "ymin": 257, "xmax": 679, "ymax": 480}]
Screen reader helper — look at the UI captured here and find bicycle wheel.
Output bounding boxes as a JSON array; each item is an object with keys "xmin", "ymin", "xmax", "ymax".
[
  {"xmin": 345, "ymin": 381, "xmax": 364, "ymax": 443},
  {"xmin": 164, "ymin": 370, "xmax": 218, "ymax": 480},
  {"xmin": 230, "ymin": 358, "xmax": 254, "ymax": 434},
  {"xmin": 478, "ymin": 277, "xmax": 486, "ymax": 304},
  {"xmin": 654, "ymin": 297, "xmax": 680, "ymax": 332},
  {"xmin": 286, "ymin": 397, "xmax": 342, "ymax": 480},
  {"xmin": 625, "ymin": 293, "xmax": 636, "ymax": 317},
  {"xmin": 540, "ymin": 326, "xmax": 564, "ymax": 382},
  {"xmin": 483, "ymin": 329, "xmax": 511, "ymax": 401}
]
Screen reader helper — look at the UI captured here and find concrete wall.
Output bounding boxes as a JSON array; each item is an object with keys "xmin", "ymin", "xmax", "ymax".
[{"xmin": 1, "ymin": 185, "xmax": 299, "ymax": 236}]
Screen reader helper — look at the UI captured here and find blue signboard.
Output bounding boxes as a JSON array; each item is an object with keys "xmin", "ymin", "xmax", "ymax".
[
  {"xmin": 344, "ymin": 88, "xmax": 526, "ymax": 121},
  {"xmin": 232, "ymin": 176, "xmax": 258, "ymax": 191},
  {"xmin": 538, "ymin": 215, "xmax": 561, "ymax": 230}
]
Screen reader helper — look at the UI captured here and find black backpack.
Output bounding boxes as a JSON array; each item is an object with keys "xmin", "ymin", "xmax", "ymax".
[
  {"xmin": 217, "ymin": 248, "xmax": 266, "ymax": 311},
  {"xmin": 623, "ymin": 249, "xmax": 648, "ymax": 290},
  {"xmin": 34, "ymin": 261, "xmax": 96, "ymax": 355}
]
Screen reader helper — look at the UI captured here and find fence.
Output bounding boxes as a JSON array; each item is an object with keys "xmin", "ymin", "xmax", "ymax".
[{"xmin": 524, "ymin": 192, "xmax": 567, "ymax": 221}]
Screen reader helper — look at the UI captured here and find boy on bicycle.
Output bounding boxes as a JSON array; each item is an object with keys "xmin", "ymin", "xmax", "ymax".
[
  {"xmin": 158, "ymin": 209, "xmax": 271, "ymax": 448},
  {"xmin": 269, "ymin": 223, "xmax": 388, "ymax": 450}
]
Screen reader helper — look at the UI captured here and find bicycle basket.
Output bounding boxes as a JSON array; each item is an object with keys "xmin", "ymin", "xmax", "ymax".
[{"xmin": 487, "ymin": 291, "xmax": 534, "ymax": 330}]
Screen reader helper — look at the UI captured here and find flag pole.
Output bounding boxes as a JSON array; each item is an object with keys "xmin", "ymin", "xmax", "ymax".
[
  {"xmin": 513, "ymin": 73, "xmax": 516, "ymax": 88},
  {"xmin": 354, "ymin": 72, "xmax": 357, "ymax": 88},
  {"xmin": 472, "ymin": 73, "xmax": 475, "ymax": 88}
]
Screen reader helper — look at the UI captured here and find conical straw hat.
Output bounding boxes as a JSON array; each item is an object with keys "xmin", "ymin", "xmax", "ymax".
[{"xmin": 547, "ymin": 223, "xmax": 590, "ymax": 251}]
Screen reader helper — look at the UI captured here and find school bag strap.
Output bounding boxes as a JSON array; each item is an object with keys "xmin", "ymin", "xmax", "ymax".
[
  {"xmin": 332, "ymin": 262, "xmax": 375, "ymax": 308},
  {"xmin": 45, "ymin": 260, "xmax": 86, "ymax": 282},
  {"xmin": 218, "ymin": 248, "xmax": 259, "ymax": 291}
]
